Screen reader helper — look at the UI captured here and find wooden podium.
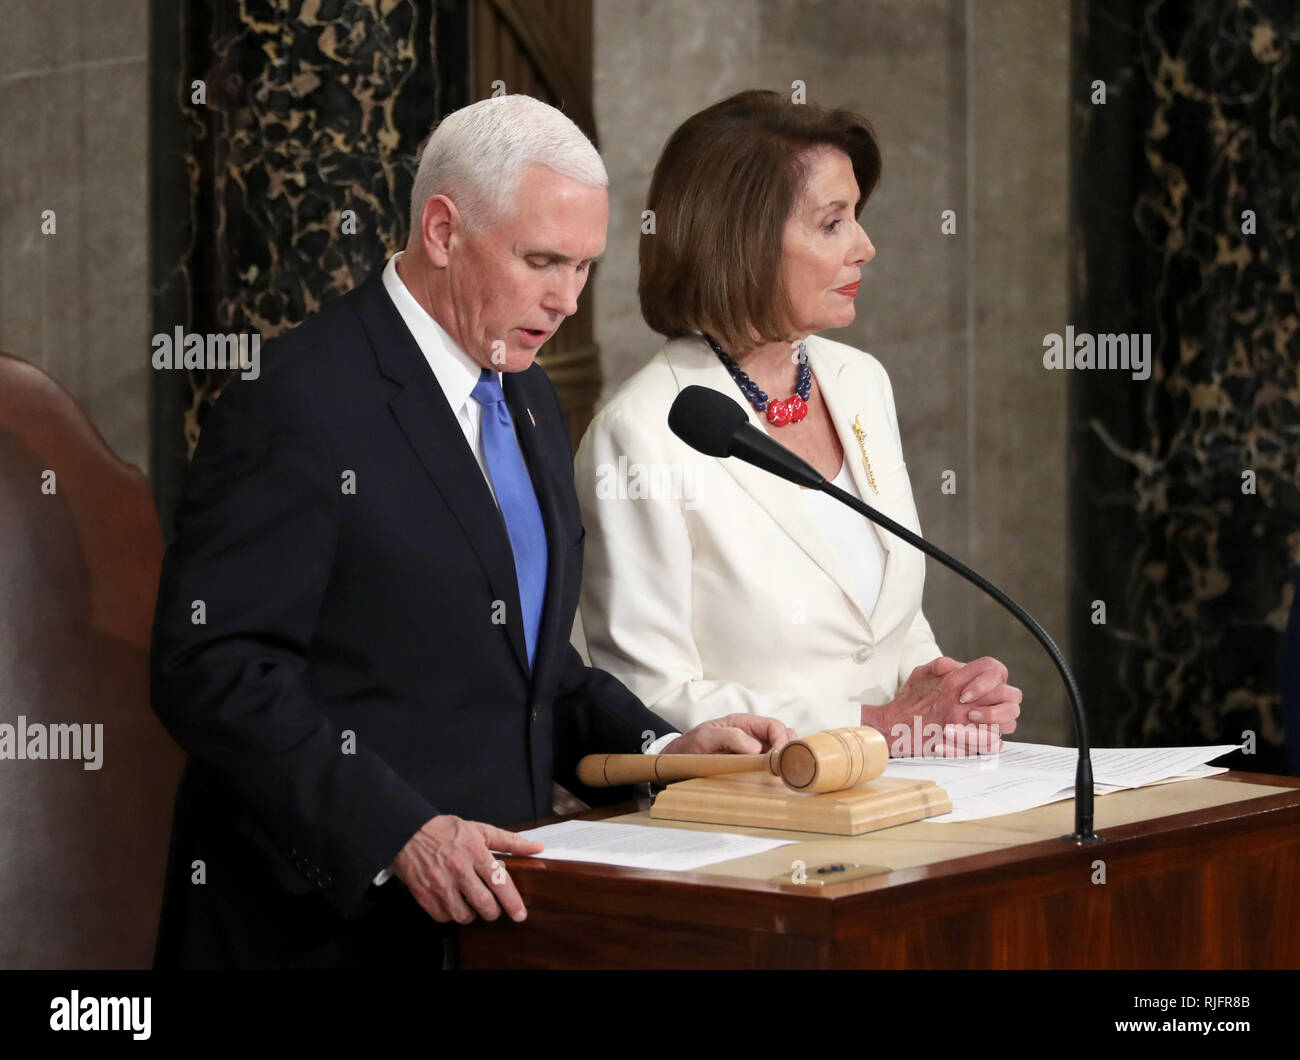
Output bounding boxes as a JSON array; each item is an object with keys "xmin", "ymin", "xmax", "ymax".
[{"xmin": 458, "ymin": 772, "xmax": 1300, "ymax": 969}]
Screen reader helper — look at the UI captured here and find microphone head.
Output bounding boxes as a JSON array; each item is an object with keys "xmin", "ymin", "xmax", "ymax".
[{"xmin": 668, "ymin": 385, "xmax": 749, "ymax": 457}]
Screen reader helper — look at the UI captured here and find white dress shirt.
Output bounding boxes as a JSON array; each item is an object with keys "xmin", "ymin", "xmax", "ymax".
[{"xmin": 381, "ymin": 251, "xmax": 517, "ymax": 499}]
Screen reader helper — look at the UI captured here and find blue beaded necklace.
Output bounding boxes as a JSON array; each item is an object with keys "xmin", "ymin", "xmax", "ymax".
[{"xmin": 703, "ymin": 333, "xmax": 811, "ymax": 426}]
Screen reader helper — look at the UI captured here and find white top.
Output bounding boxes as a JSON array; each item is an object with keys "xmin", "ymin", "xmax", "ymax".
[{"xmin": 800, "ymin": 462, "xmax": 887, "ymax": 620}]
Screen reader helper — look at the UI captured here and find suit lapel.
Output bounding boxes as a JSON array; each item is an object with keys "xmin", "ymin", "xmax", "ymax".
[
  {"xmin": 664, "ymin": 335, "xmax": 904, "ymax": 631},
  {"xmin": 353, "ymin": 274, "xmax": 531, "ymax": 680}
]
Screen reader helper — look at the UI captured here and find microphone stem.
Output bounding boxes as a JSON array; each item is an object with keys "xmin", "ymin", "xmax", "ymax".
[{"xmin": 819, "ymin": 480, "xmax": 1101, "ymax": 843}]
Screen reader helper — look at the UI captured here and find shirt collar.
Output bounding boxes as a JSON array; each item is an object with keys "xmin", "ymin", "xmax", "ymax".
[{"xmin": 381, "ymin": 251, "xmax": 500, "ymax": 409}]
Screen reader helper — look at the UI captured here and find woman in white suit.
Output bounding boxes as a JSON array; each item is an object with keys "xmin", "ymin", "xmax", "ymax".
[{"xmin": 574, "ymin": 91, "xmax": 1021, "ymax": 754}]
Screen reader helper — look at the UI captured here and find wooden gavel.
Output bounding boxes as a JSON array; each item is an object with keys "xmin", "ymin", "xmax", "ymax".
[{"xmin": 576, "ymin": 726, "xmax": 888, "ymax": 794}]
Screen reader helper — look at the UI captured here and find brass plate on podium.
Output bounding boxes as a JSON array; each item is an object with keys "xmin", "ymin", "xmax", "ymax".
[
  {"xmin": 650, "ymin": 770, "xmax": 952, "ymax": 835},
  {"xmin": 766, "ymin": 863, "xmax": 891, "ymax": 885}
]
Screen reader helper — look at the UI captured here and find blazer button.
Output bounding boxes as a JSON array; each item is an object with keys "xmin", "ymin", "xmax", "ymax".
[{"xmin": 852, "ymin": 646, "xmax": 872, "ymax": 664}]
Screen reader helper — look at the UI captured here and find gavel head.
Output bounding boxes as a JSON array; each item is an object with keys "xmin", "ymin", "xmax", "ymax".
[{"xmin": 767, "ymin": 726, "xmax": 889, "ymax": 793}]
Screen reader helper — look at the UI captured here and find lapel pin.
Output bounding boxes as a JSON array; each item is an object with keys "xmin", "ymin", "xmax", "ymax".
[
  {"xmin": 852, "ymin": 415, "xmax": 880, "ymax": 495},
  {"xmin": 527, "ymin": 408, "xmax": 536, "ymax": 428}
]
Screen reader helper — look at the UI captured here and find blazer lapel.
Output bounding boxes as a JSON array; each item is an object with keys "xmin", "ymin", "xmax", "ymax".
[{"xmin": 353, "ymin": 274, "xmax": 530, "ymax": 680}]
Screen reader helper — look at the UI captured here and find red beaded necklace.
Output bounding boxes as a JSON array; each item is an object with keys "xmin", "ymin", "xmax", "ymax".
[{"xmin": 704, "ymin": 334, "xmax": 811, "ymax": 426}]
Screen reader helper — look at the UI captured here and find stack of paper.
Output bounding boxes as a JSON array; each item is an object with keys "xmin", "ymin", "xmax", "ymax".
[{"xmin": 884, "ymin": 741, "xmax": 1241, "ymax": 822}]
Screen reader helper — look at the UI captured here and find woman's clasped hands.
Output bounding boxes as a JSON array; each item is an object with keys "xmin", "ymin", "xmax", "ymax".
[{"xmin": 863, "ymin": 656, "xmax": 1021, "ymax": 757}]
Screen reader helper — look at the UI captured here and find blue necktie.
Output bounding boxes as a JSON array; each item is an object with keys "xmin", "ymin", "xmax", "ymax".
[{"xmin": 470, "ymin": 369, "xmax": 548, "ymax": 668}]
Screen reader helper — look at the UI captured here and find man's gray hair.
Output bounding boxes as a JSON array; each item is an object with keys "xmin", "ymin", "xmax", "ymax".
[{"xmin": 408, "ymin": 94, "xmax": 608, "ymax": 237}]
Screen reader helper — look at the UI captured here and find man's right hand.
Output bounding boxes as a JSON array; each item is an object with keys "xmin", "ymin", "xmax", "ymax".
[{"xmin": 390, "ymin": 815, "xmax": 545, "ymax": 925}]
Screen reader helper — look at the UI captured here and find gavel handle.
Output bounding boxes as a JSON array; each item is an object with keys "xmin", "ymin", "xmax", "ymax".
[{"xmin": 576, "ymin": 751, "xmax": 777, "ymax": 787}]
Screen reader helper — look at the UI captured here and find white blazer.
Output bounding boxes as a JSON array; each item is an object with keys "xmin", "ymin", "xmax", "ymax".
[{"xmin": 573, "ymin": 332, "xmax": 943, "ymax": 737}]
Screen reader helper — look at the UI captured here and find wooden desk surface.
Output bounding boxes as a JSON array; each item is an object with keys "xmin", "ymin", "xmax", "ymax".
[
  {"xmin": 607, "ymin": 773, "xmax": 1297, "ymax": 888},
  {"xmin": 460, "ymin": 771, "xmax": 1300, "ymax": 968}
]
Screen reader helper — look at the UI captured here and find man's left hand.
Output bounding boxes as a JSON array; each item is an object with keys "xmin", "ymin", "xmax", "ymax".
[{"xmin": 662, "ymin": 714, "xmax": 796, "ymax": 755}]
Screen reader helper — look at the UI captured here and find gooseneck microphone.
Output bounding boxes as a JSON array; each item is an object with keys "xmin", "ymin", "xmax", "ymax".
[{"xmin": 668, "ymin": 385, "xmax": 1101, "ymax": 844}]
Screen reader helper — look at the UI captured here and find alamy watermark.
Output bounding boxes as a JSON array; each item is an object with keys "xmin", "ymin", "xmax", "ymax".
[
  {"xmin": 0, "ymin": 717, "xmax": 103, "ymax": 770},
  {"xmin": 1043, "ymin": 327, "xmax": 1151, "ymax": 380},
  {"xmin": 889, "ymin": 718, "xmax": 1001, "ymax": 758},
  {"xmin": 50, "ymin": 991, "xmax": 150, "ymax": 1040},
  {"xmin": 593, "ymin": 456, "xmax": 703, "ymax": 510},
  {"xmin": 152, "ymin": 326, "xmax": 261, "ymax": 380}
]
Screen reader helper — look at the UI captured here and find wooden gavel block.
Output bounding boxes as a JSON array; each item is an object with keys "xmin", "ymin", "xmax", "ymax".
[{"xmin": 575, "ymin": 726, "xmax": 889, "ymax": 794}]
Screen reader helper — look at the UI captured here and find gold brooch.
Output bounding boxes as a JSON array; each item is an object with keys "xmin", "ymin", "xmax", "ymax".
[{"xmin": 851, "ymin": 415, "xmax": 879, "ymax": 494}]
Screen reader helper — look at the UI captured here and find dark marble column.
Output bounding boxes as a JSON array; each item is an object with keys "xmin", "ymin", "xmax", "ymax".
[
  {"xmin": 149, "ymin": 0, "xmax": 460, "ymax": 536},
  {"xmin": 1070, "ymin": 0, "xmax": 1300, "ymax": 773}
]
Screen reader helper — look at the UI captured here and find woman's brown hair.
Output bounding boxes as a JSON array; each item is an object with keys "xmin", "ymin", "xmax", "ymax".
[{"xmin": 639, "ymin": 89, "xmax": 881, "ymax": 354}]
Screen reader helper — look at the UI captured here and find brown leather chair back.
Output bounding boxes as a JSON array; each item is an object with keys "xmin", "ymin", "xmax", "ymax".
[{"xmin": 0, "ymin": 354, "xmax": 184, "ymax": 968}]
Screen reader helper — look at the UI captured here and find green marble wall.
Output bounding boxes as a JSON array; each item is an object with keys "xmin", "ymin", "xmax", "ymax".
[
  {"xmin": 149, "ymin": 0, "xmax": 462, "ymax": 535},
  {"xmin": 1070, "ymin": 0, "xmax": 1299, "ymax": 773}
]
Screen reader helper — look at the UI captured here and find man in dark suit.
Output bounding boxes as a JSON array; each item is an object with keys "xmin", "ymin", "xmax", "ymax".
[{"xmin": 150, "ymin": 95, "xmax": 791, "ymax": 969}]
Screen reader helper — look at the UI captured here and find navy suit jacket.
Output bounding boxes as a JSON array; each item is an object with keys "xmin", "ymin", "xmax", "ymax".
[{"xmin": 149, "ymin": 270, "xmax": 673, "ymax": 966}]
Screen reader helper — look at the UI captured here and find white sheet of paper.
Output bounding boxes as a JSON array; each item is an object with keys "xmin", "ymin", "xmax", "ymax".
[
  {"xmin": 884, "ymin": 741, "xmax": 1240, "ymax": 822},
  {"xmin": 990, "ymin": 742, "xmax": 1242, "ymax": 788},
  {"xmin": 509, "ymin": 820, "xmax": 795, "ymax": 871}
]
